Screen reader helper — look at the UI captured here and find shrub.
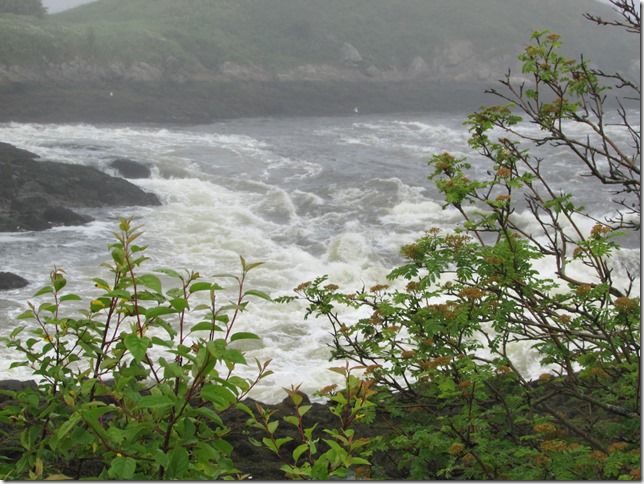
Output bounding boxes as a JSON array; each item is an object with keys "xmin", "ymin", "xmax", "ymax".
[
  {"xmin": 286, "ymin": 2, "xmax": 640, "ymax": 479},
  {"xmin": 0, "ymin": 217, "xmax": 273, "ymax": 480}
]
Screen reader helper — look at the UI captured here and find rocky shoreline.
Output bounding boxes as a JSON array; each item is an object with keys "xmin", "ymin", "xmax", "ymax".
[{"xmin": 0, "ymin": 141, "xmax": 160, "ymax": 289}]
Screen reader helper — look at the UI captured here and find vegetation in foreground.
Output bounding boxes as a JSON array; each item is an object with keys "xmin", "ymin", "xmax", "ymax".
[{"xmin": 0, "ymin": 0, "xmax": 640, "ymax": 479}]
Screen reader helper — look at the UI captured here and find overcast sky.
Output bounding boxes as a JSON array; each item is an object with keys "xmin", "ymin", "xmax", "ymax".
[
  {"xmin": 43, "ymin": 0, "xmax": 97, "ymax": 14},
  {"xmin": 43, "ymin": 0, "xmax": 620, "ymax": 14}
]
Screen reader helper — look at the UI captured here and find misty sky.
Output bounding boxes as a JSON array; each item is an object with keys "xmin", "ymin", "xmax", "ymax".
[
  {"xmin": 43, "ymin": 0, "xmax": 616, "ymax": 14},
  {"xmin": 42, "ymin": 0, "xmax": 96, "ymax": 14}
]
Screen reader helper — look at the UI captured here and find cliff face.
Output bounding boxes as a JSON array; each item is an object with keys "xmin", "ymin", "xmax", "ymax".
[{"xmin": 0, "ymin": 41, "xmax": 528, "ymax": 85}]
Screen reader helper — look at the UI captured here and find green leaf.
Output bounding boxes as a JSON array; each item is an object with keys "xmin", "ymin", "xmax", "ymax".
[
  {"xmin": 154, "ymin": 268, "xmax": 183, "ymax": 279},
  {"xmin": 137, "ymin": 274, "xmax": 162, "ymax": 293},
  {"xmin": 103, "ymin": 289, "xmax": 132, "ymax": 299},
  {"xmin": 138, "ymin": 394, "xmax": 174, "ymax": 409},
  {"xmin": 230, "ymin": 331, "xmax": 260, "ymax": 342},
  {"xmin": 52, "ymin": 276, "xmax": 67, "ymax": 292},
  {"xmin": 16, "ymin": 310, "xmax": 34, "ymax": 321},
  {"xmin": 151, "ymin": 336, "xmax": 174, "ymax": 348},
  {"xmin": 194, "ymin": 406, "xmax": 224, "ymax": 426},
  {"xmin": 144, "ymin": 306, "xmax": 176, "ymax": 320},
  {"xmin": 189, "ymin": 282, "xmax": 212, "ymax": 293},
  {"xmin": 223, "ymin": 348, "xmax": 247, "ymax": 365},
  {"xmin": 79, "ymin": 404, "xmax": 113, "ymax": 441},
  {"xmin": 123, "ymin": 334, "xmax": 151, "ymax": 362},
  {"xmin": 169, "ymin": 298, "xmax": 189, "ymax": 312},
  {"xmin": 240, "ymin": 256, "xmax": 264, "ymax": 272},
  {"xmin": 189, "ymin": 321, "xmax": 216, "ymax": 333},
  {"xmin": 92, "ymin": 278, "xmax": 111, "ymax": 290},
  {"xmin": 283, "ymin": 415, "xmax": 300, "ymax": 427},
  {"xmin": 59, "ymin": 294, "xmax": 82, "ymax": 302},
  {"xmin": 293, "ymin": 443, "xmax": 310, "ymax": 462},
  {"xmin": 165, "ymin": 446, "xmax": 189, "ymax": 479},
  {"xmin": 108, "ymin": 456, "xmax": 136, "ymax": 480},
  {"xmin": 244, "ymin": 289, "xmax": 272, "ymax": 301},
  {"xmin": 201, "ymin": 383, "xmax": 236, "ymax": 409},
  {"xmin": 34, "ymin": 286, "xmax": 54, "ymax": 297},
  {"xmin": 267, "ymin": 420, "xmax": 279, "ymax": 435}
]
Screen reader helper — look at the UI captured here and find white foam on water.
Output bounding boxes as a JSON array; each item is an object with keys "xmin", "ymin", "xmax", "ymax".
[{"xmin": 0, "ymin": 113, "xmax": 638, "ymax": 403}]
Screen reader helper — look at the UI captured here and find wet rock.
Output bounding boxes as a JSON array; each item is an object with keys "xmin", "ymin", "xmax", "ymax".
[
  {"xmin": 110, "ymin": 158, "xmax": 152, "ymax": 179},
  {"xmin": 0, "ymin": 272, "xmax": 29, "ymax": 290},
  {"xmin": 0, "ymin": 142, "xmax": 161, "ymax": 232}
]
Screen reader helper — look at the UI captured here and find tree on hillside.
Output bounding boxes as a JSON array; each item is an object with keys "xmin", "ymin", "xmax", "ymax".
[
  {"xmin": 0, "ymin": 0, "xmax": 46, "ymax": 17},
  {"xmin": 289, "ymin": 0, "xmax": 640, "ymax": 479}
]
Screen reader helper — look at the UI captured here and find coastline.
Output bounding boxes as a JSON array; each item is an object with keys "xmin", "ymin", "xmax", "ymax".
[{"xmin": 0, "ymin": 80, "xmax": 491, "ymax": 125}]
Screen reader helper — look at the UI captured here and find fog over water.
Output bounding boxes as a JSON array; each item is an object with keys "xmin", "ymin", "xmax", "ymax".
[{"xmin": 0, "ymin": 112, "xmax": 639, "ymax": 403}]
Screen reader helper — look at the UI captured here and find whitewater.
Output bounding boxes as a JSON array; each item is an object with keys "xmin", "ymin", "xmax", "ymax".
[{"xmin": 0, "ymin": 112, "xmax": 639, "ymax": 403}]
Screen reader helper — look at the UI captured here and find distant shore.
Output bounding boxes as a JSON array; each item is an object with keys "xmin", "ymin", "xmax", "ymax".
[{"xmin": 0, "ymin": 80, "xmax": 491, "ymax": 124}]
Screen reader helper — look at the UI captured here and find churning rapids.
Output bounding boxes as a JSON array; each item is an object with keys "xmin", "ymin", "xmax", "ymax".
[{"xmin": 0, "ymin": 112, "xmax": 639, "ymax": 403}]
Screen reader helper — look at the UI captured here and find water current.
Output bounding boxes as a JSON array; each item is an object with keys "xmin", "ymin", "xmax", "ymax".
[{"xmin": 0, "ymin": 112, "xmax": 639, "ymax": 403}]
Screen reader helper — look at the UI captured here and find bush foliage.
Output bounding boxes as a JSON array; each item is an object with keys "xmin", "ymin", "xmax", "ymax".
[{"xmin": 287, "ymin": 3, "xmax": 640, "ymax": 479}]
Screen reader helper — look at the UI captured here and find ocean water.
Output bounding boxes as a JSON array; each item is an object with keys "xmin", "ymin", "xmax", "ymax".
[{"xmin": 0, "ymin": 112, "xmax": 639, "ymax": 403}]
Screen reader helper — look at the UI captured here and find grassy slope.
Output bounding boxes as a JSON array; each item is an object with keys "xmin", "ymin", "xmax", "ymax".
[{"xmin": 0, "ymin": 0, "xmax": 636, "ymax": 74}]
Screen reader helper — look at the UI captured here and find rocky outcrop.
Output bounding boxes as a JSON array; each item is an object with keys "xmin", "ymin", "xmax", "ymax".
[
  {"xmin": 109, "ymin": 158, "xmax": 152, "ymax": 179},
  {"xmin": 0, "ymin": 40, "xmax": 520, "ymax": 85},
  {"xmin": 0, "ymin": 142, "xmax": 160, "ymax": 232},
  {"xmin": 0, "ymin": 272, "xmax": 29, "ymax": 290}
]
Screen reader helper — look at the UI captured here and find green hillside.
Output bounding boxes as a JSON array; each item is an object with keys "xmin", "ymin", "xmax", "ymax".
[{"xmin": 0, "ymin": 0, "xmax": 636, "ymax": 73}]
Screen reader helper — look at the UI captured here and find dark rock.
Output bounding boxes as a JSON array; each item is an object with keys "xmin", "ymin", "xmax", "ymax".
[
  {"xmin": 0, "ymin": 142, "xmax": 161, "ymax": 232},
  {"xmin": 0, "ymin": 272, "xmax": 29, "ymax": 290},
  {"xmin": 110, "ymin": 158, "xmax": 152, "ymax": 179}
]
